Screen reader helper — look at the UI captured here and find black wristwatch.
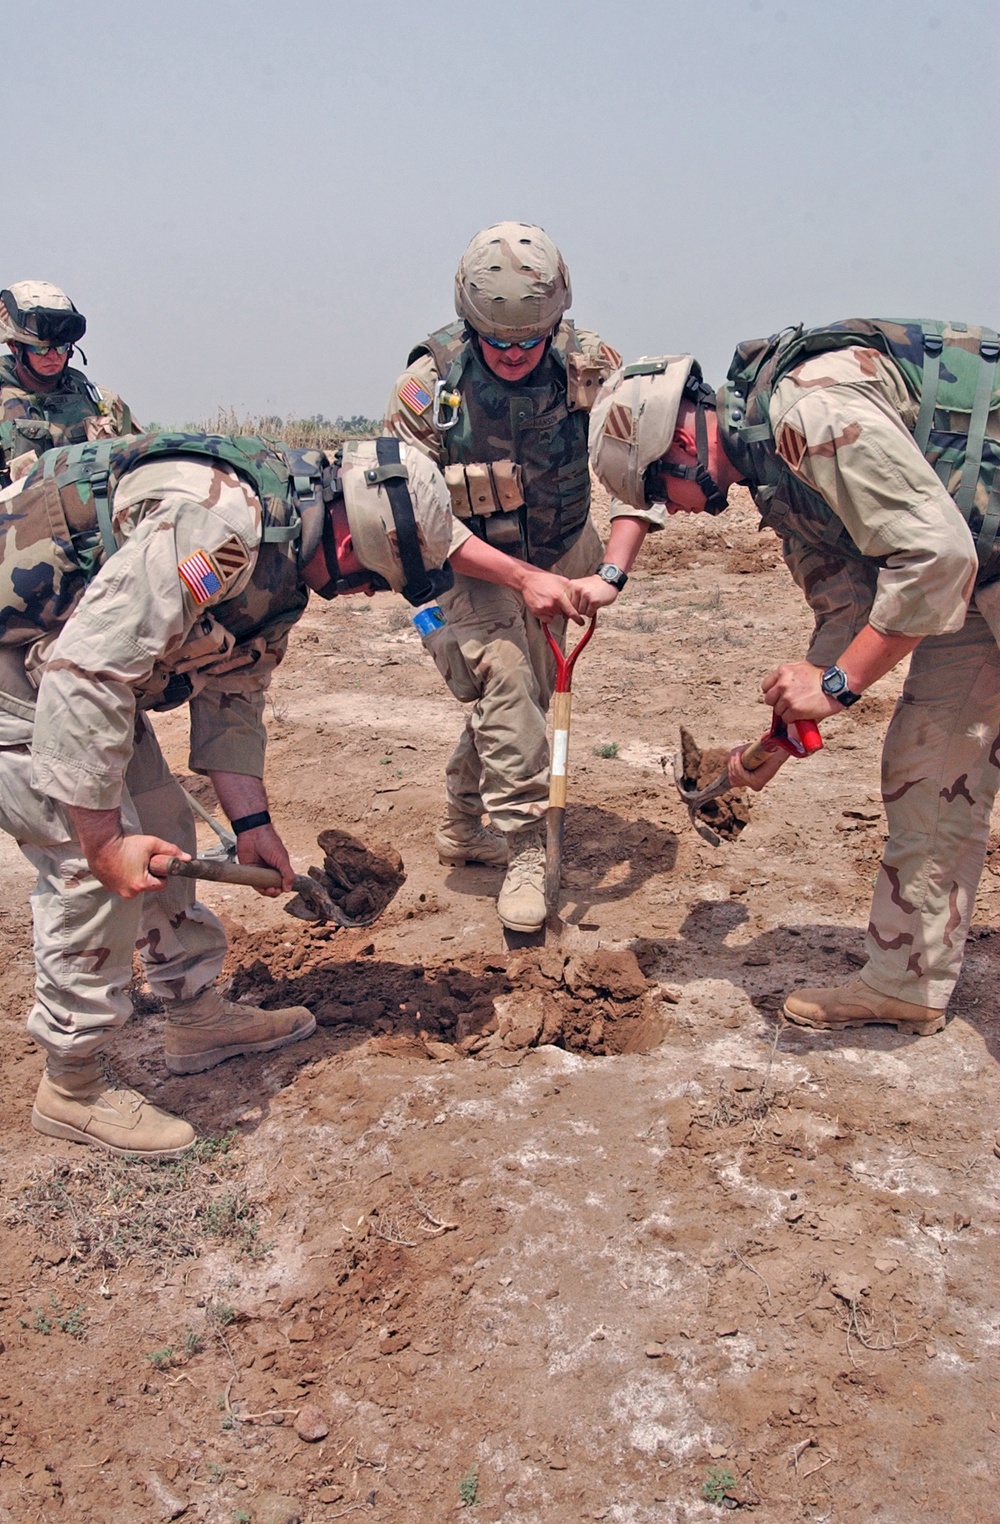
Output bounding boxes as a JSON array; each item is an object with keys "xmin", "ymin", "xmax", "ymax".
[
  {"xmin": 596, "ymin": 562, "xmax": 628, "ymax": 591},
  {"xmin": 821, "ymin": 665, "xmax": 862, "ymax": 708}
]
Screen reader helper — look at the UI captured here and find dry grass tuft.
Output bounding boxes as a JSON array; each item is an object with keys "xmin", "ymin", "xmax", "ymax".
[
  {"xmin": 6, "ymin": 1133, "xmax": 269, "ymax": 1272},
  {"xmin": 194, "ymin": 409, "xmax": 380, "ymax": 451}
]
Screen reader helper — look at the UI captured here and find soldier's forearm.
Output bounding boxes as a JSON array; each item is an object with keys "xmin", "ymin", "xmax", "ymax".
[
  {"xmin": 838, "ymin": 625, "xmax": 922, "ymax": 693},
  {"xmin": 450, "ymin": 536, "xmax": 532, "ymax": 590},
  {"xmin": 65, "ymin": 805, "xmax": 125, "ymax": 860},
  {"xmin": 207, "ymin": 771, "xmax": 270, "ymax": 826}
]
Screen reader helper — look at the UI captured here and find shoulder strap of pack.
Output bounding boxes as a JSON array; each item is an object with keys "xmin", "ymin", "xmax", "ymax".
[{"xmin": 41, "ymin": 439, "xmax": 118, "ymax": 556}]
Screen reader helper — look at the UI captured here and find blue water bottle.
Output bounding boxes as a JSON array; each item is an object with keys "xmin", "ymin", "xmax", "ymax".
[{"xmin": 412, "ymin": 604, "xmax": 446, "ymax": 637}]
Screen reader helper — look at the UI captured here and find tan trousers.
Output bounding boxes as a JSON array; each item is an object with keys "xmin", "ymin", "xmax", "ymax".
[
  {"xmin": 0, "ymin": 717, "xmax": 227, "ymax": 1058},
  {"xmin": 864, "ymin": 591, "xmax": 1000, "ymax": 1008},
  {"xmin": 432, "ymin": 521, "xmax": 602, "ymax": 835}
]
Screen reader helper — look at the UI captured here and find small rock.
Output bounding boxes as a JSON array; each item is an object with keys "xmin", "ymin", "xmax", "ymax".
[
  {"xmin": 659, "ymin": 983, "xmax": 682, "ymax": 1004},
  {"xmin": 873, "ymin": 1257, "xmax": 898, "ymax": 1274},
  {"xmin": 422, "ymin": 1039, "xmax": 458, "ymax": 1062},
  {"xmin": 925, "ymin": 1344, "xmax": 937, "ymax": 1358},
  {"xmin": 287, "ymin": 1321, "xmax": 314, "ymax": 1343},
  {"xmin": 549, "ymin": 1453, "xmax": 568, "ymax": 1469},
  {"xmin": 146, "ymin": 1471, "xmax": 188, "ymax": 1519},
  {"xmin": 644, "ymin": 1342, "xmax": 666, "ymax": 1358},
  {"xmin": 708, "ymin": 1442, "xmax": 728, "ymax": 1459},
  {"xmin": 294, "ymin": 1404, "xmax": 329, "ymax": 1442},
  {"xmin": 715, "ymin": 1325, "xmax": 738, "ymax": 1338},
  {"xmin": 254, "ymin": 1494, "xmax": 302, "ymax": 1524},
  {"xmin": 590, "ymin": 1329, "xmax": 605, "ymax": 1341}
]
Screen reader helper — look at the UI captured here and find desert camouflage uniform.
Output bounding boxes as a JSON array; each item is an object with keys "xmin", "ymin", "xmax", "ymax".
[
  {"xmin": 748, "ymin": 342, "xmax": 999, "ymax": 1008},
  {"xmin": 385, "ymin": 323, "xmax": 632, "ymax": 833},
  {"xmin": 0, "ymin": 452, "xmax": 306, "ymax": 1057},
  {"xmin": 0, "ymin": 353, "xmax": 136, "ymax": 487}
]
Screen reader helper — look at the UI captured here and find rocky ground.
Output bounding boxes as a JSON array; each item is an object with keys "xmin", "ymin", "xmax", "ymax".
[{"xmin": 2, "ymin": 487, "xmax": 999, "ymax": 1524}]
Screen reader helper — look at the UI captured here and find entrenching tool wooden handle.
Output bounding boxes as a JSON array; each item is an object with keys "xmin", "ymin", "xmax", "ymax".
[
  {"xmin": 149, "ymin": 855, "xmax": 283, "ymax": 892},
  {"xmin": 542, "ymin": 616, "xmax": 597, "ymax": 913}
]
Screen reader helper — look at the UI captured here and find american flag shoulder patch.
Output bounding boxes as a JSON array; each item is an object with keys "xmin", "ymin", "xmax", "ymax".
[
  {"xmin": 178, "ymin": 548, "xmax": 223, "ymax": 604},
  {"xmin": 398, "ymin": 375, "xmax": 432, "ymax": 415}
]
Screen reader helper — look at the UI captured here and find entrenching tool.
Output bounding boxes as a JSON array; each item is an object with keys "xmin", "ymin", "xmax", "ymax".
[
  {"xmin": 543, "ymin": 615, "xmax": 598, "ymax": 919},
  {"xmin": 148, "ymin": 854, "xmax": 374, "ymax": 927},
  {"xmin": 674, "ymin": 713, "xmax": 824, "ymax": 847}
]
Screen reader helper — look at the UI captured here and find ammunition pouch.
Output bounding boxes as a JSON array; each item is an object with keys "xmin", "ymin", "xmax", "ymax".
[
  {"xmin": 444, "ymin": 460, "xmax": 524, "ymax": 518},
  {"xmin": 565, "ymin": 350, "xmax": 603, "ymax": 412}
]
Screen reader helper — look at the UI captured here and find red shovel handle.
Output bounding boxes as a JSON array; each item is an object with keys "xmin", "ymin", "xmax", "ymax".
[
  {"xmin": 762, "ymin": 713, "xmax": 824, "ymax": 759},
  {"xmin": 543, "ymin": 615, "xmax": 597, "ymax": 692}
]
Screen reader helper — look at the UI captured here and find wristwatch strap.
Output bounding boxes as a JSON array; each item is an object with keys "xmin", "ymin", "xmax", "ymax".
[{"xmin": 229, "ymin": 810, "xmax": 272, "ymax": 834}]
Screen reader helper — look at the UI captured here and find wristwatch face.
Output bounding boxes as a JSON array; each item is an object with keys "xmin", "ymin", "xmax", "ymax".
[
  {"xmin": 598, "ymin": 563, "xmax": 626, "ymax": 589},
  {"xmin": 821, "ymin": 665, "xmax": 847, "ymax": 696}
]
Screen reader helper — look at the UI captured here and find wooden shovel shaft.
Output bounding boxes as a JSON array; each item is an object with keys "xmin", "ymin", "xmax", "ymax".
[
  {"xmin": 545, "ymin": 689, "xmax": 573, "ymax": 910},
  {"xmin": 149, "ymin": 854, "xmax": 283, "ymax": 892}
]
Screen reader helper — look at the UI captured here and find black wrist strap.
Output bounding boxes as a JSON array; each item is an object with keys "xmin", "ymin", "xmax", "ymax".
[{"xmin": 229, "ymin": 810, "xmax": 271, "ymax": 834}]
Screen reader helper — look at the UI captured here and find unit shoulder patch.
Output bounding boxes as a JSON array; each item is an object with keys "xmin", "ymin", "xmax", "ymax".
[
  {"xmin": 178, "ymin": 548, "xmax": 223, "ymax": 604},
  {"xmin": 398, "ymin": 375, "xmax": 433, "ymax": 416}
]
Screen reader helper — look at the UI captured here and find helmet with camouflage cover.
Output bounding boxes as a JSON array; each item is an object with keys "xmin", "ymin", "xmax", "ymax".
[
  {"xmin": 336, "ymin": 438, "xmax": 454, "ymax": 603},
  {"xmin": 0, "ymin": 281, "xmax": 87, "ymax": 347},
  {"xmin": 590, "ymin": 355, "xmax": 727, "ymax": 513},
  {"xmin": 455, "ymin": 222, "xmax": 571, "ymax": 342}
]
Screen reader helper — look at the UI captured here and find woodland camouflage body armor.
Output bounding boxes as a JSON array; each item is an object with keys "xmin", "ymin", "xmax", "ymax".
[
  {"xmin": 720, "ymin": 319, "xmax": 1000, "ymax": 582},
  {"xmin": 0, "ymin": 432, "xmax": 317, "ymax": 662},
  {"xmin": 0, "ymin": 355, "xmax": 136, "ymax": 487},
  {"xmin": 413, "ymin": 320, "xmax": 596, "ymax": 570}
]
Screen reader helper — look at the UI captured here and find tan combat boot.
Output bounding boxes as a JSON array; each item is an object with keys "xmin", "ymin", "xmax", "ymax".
[
  {"xmin": 435, "ymin": 811, "xmax": 508, "ymax": 867},
  {"xmin": 163, "ymin": 985, "xmax": 315, "ymax": 1075},
  {"xmin": 496, "ymin": 825, "xmax": 547, "ymax": 932},
  {"xmin": 783, "ymin": 976, "xmax": 946, "ymax": 1036},
  {"xmin": 32, "ymin": 1059, "xmax": 196, "ymax": 1158}
]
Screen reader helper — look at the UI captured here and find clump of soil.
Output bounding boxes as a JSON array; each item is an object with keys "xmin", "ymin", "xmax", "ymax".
[
  {"xmin": 293, "ymin": 828, "xmax": 406, "ymax": 923},
  {"xmin": 225, "ymin": 937, "xmax": 665, "ymax": 1060},
  {"xmin": 678, "ymin": 725, "xmax": 751, "ymax": 840}
]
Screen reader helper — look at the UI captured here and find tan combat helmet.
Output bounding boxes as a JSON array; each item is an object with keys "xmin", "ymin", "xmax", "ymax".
[
  {"xmin": 455, "ymin": 222, "xmax": 571, "ymax": 342},
  {"xmin": 0, "ymin": 281, "xmax": 87, "ymax": 347},
  {"xmin": 590, "ymin": 355, "xmax": 726, "ymax": 514},
  {"xmin": 339, "ymin": 438, "xmax": 455, "ymax": 603}
]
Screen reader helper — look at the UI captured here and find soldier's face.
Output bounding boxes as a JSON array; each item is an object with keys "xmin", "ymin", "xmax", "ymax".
[
  {"xmin": 478, "ymin": 336, "xmax": 548, "ymax": 384},
  {"xmin": 16, "ymin": 342, "xmax": 70, "ymax": 379}
]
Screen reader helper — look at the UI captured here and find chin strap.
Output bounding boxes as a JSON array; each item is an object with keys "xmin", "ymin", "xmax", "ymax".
[{"xmin": 655, "ymin": 375, "xmax": 729, "ymax": 516}]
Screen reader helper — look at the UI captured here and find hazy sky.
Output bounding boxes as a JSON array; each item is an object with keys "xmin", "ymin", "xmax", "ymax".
[{"xmin": 7, "ymin": 0, "xmax": 997, "ymax": 426}]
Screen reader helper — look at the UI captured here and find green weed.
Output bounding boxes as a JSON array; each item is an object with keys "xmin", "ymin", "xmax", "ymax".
[
  {"xmin": 702, "ymin": 1464, "xmax": 736, "ymax": 1504},
  {"xmin": 592, "ymin": 741, "xmax": 619, "ymax": 759},
  {"xmin": 459, "ymin": 1467, "xmax": 479, "ymax": 1506}
]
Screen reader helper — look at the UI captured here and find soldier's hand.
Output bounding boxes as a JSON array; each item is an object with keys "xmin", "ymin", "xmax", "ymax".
[
  {"xmin": 761, "ymin": 661, "xmax": 842, "ymax": 722},
  {"xmin": 520, "ymin": 570, "xmax": 585, "ymax": 624},
  {"xmin": 236, "ymin": 824, "xmax": 295, "ymax": 896},
  {"xmin": 726, "ymin": 744, "xmax": 788, "ymax": 793},
  {"xmin": 91, "ymin": 835, "xmax": 190, "ymax": 899},
  {"xmin": 567, "ymin": 575, "xmax": 620, "ymax": 618}
]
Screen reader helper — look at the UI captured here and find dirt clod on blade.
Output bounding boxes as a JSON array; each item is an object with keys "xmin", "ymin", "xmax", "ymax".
[
  {"xmin": 308, "ymin": 828, "xmax": 406, "ymax": 921},
  {"xmin": 679, "ymin": 725, "xmax": 751, "ymax": 840}
]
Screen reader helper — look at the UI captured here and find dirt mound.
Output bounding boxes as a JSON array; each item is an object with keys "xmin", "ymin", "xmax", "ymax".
[
  {"xmin": 677, "ymin": 725, "xmax": 751, "ymax": 840},
  {"xmin": 225, "ymin": 935, "xmax": 665, "ymax": 1060},
  {"xmin": 293, "ymin": 828, "xmax": 406, "ymax": 923}
]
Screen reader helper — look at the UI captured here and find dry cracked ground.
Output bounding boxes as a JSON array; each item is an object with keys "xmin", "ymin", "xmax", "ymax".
[{"xmin": 2, "ymin": 487, "xmax": 999, "ymax": 1524}]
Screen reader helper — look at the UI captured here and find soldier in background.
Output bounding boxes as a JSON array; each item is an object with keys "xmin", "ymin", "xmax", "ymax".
[
  {"xmin": 385, "ymin": 223, "xmax": 657, "ymax": 933},
  {"xmin": 0, "ymin": 282, "xmax": 137, "ymax": 487},
  {"xmin": 0, "ymin": 431, "xmax": 454, "ymax": 1157},
  {"xmin": 585, "ymin": 324, "xmax": 1000, "ymax": 1096}
]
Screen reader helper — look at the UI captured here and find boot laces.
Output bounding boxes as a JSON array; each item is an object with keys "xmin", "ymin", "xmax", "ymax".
[
  {"xmin": 97, "ymin": 1057, "xmax": 144, "ymax": 1114},
  {"xmin": 505, "ymin": 844, "xmax": 545, "ymax": 888}
]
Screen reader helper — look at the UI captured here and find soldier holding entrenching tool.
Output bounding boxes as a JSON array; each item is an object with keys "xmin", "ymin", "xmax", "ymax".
[
  {"xmin": 386, "ymin": 222, "xmax": 655, "ymax": 932},
  {"xmin": 0, "ymin": 431, "xmax": 454, "ymax": 1156},
  {"xmin": 587, "ymin": 323, "xmax": 1000, "ymax": 1107}
]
